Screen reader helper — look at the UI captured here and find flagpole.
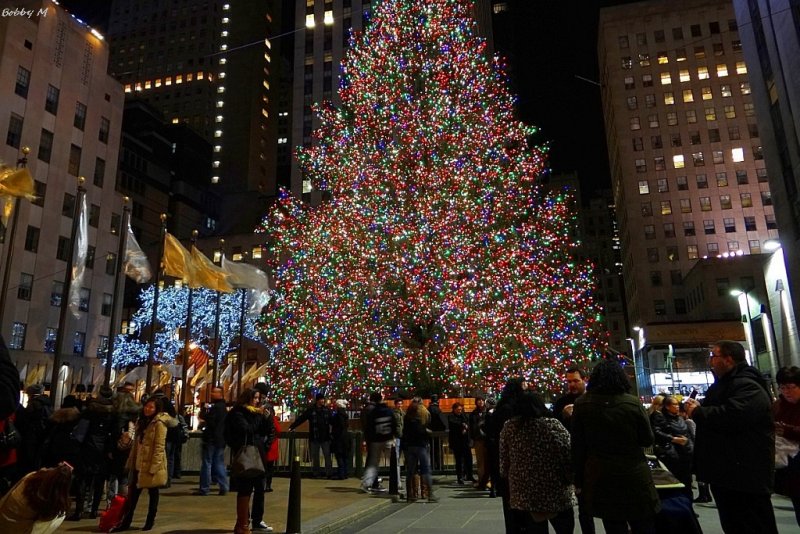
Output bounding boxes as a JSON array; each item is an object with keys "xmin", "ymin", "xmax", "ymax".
[
  {"xmin": 179, "ymin": 230, "xmax": 198, "ymax": 408},
  {"xmin": 237, "ymin": 287, "xmax": 246, "ymax": 399},
  {"xmin": 51, "ymin": 176, "xmax": 86, "ymax": 407},
  {"xmin": 145, "ymin": 214, "xmax": 167, "ymax": 394},
  {"xmin": 0, "ymin": 146, "xmax": 30, "ymax": 336},
  {"xmin": 104, "ymin": 197, "xmax": 130, "ymax": 386},
  {"xmin": 211, "ymin": 239, "xmax": 224, "ymax": 395}
]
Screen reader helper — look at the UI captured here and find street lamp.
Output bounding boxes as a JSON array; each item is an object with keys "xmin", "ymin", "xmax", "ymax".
[
  {"xmin": 625, "ymin": 336, "xmax": 639, "ymax": 398},
  {"xmin": 730, "ymin": 288, "xmax": 758, "ymax": 369}
]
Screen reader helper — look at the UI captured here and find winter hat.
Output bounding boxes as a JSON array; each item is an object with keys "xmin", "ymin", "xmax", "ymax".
[
  {"xmin": 253, "ymin": 382, "xmax": 270, "ymax": 396},
  {"xmin": 26, "ymin": 384, "xmax": 44, "ymax": 396},
  {"xmin": 335, "ymin": 399, "xmax": 348, "ymax": 409},
  {"xmin": 485, "ymin": 396, "xmax": 497, "ymax": 408},
  {"xmin": 429, "ymin": 394, "xmax": 439, "ymax": 403},
  {"xmin": 98, "ymin": 385, "xmax": 114, "ymax": 399}
]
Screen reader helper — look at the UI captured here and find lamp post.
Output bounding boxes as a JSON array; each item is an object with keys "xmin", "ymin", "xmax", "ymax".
[
  {"xmin": 625, "ymin": 336, "xmax": 639, "ymax": 398},
  {"xmin": 730, "ymin": 288, "xmax": 758, "ymax": 369},
  {"xmin": 0, "ymin": 146, "xmax": 30, "ymax": 336}
]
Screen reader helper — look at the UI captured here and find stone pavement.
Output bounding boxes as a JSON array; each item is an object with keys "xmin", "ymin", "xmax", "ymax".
[{"xmin": 54, "ymin": 475, "xmax": 799, "ymax": 533}]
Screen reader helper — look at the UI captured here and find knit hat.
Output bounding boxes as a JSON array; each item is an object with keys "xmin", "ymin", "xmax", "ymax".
[{"xmin": 26, "ymin": 384, "xmax": 44, "ymax": 396}]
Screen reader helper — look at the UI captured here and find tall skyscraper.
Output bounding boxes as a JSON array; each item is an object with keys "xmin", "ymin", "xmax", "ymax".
[
  {"xmin": 106, "ymin": 0, "xmax": 280, "ymax": 233},
  {"xmin": 0, "ymin": 0, "xmax": 124, "ymax": 375},
  {"xmin": 599, "ymin": 0, "xmax": 778, "ymax": 327},
  {"xmin": 732, "ymin": 0, "xmax": 800, "ymax": 344}
]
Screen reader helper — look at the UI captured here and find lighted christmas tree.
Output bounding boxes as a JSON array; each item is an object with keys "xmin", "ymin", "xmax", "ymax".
[
  {"xmin": 113, "ymin": 286, "xmax": 260, "ymax": 368},
  {"xmin": 258, "ymin": 0, "xmax": 606, "ymax": 401}
]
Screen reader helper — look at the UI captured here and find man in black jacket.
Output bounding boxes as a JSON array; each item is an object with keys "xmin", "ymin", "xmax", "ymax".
[
  {"xmin": 361, "ymin": 391, "xmax": 396, "ymax": 493},
  {"xmin": 197, "ymin": 386, "xmax": 228, "ymax": 496},
  {"xmin": 685, "ymin": 340, "xmax": 778, "ymax": 534},
  {"xmin": 289, "ymin": 393, "xmax": 333, "ymax": 478}
]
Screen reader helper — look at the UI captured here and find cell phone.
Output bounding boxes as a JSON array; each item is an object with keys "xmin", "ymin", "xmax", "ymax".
[{"xmin": 689, "ymin": 390, "xmax": 698, "ymax": 399}]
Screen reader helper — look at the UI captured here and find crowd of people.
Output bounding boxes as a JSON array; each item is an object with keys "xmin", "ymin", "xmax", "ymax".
[{"xmin": 1, "ymin": 334, "xmax": 800, "ymax": 533}]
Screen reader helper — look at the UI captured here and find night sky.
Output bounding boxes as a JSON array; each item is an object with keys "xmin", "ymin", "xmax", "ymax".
[{"xmin": 59, "ymin": 0, "xmax": 644, "ymax": 200}]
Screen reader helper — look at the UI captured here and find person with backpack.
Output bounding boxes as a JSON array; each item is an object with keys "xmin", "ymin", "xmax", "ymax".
[{"xmin": 361, "ymin": 391, "xmax": 396, "ymax": 493}]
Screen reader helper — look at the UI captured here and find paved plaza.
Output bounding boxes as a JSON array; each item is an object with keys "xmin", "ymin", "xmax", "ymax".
[{"xmin": 54, "ymin": 474, "xmax": 798, "ymax": 533}]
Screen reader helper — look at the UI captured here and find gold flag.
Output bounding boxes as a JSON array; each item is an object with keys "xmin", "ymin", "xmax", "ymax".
[
  {"xmin": 191, "ymin": 246, "xmax": 233, "ymax": 292},
  {"xmin": 190, "ymin": 361, "xmax": 207, "ymax": 387},
  {"xmin": 162, "ymin": 232, "xmax": 194, "ymax": 282},
  {"xmin": 0, "ymin": 167, "xmax": 35, "ymax": 199}
]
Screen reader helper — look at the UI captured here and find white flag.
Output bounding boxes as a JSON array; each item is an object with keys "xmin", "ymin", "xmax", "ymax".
[
  {"xmin": 123, "ymin": 222, "xmax": 152, "ymax": 283},
  {"xmin": 222, "ymin": 255, "xmax": 271, "ymax": 315},
  {"xmin": 68, "ymin": 194, "xmax": 89, "ymax": 318}
]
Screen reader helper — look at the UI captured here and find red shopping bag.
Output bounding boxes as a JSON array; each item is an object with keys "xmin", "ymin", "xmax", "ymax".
[{"xmin": 98, "ymin": 495, "xmax": 126, "ymax": 533}]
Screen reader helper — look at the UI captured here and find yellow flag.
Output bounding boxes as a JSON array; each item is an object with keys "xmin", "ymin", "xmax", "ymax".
[
  {"xmin": 162, "ymin": 232, "xmax": 194, "ymax": 282},
  {"xmin": 191, "ymin": 246, "xmax": 233, "ymax": 292},
  {"xmin": 0, "ymin": 167, "xmax": 35, "ymax": 199},
  {"xmin": 190, "ymin": 361, "xmax": 207, "ymax": 386}
]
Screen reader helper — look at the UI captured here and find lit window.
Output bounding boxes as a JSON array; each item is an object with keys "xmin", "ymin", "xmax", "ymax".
[
  {"xmin": 220, "ymin": 58, "xmax": 227, "ymax": 65},
  {"xmin": 222, "ymin": 17, "xmax": 229, "ymax": 24},
  {"xmin": 624, "ymin": 76, "xmax": 635, "ymax": 89},
  {"xmin": 219, "ymin": 72, "xmax": 226, "ymax": 79},
  {"xmin": 736, "ymin": 61, "xmax": 747, "ymax": 74},
  {"xmin": 155, "ymin": 79, "xmax": 162, "ymax": 87},
  {"xmin": 278, "ymin": 137, "xmax": 288, "ymax": 144},
  {"xmin": 215, "ymin": 115, "xmax": 223, "ymax": 122},
  {"xmin": 716, "ymin": 64, "xmax": 728, "ymax": 77},
  {"xmin": 221, "ymin": 30, "xmax": 228, "ymax": 37},
  {"xmin": 636, "ymin": 159, "xmax": 647, "ymax": 173},
  {"xmin": 165, "ymin": 77, "xmax": 172, "ymax": 85},
  {"xmin": 214, "ymin": 130, "xmax": 222, "ymax": 138},
  {"xmin": 172, "ymin": 118, "xmax": 180, "ymax": 124},
  {"xmin": 664, "ymin": 92, "xmax": 674, "ymax": 105},
  {"xmin": 218, "ymin": 86, "xmax": 225, "ymax": 93},
  {"xmin": 220, "ymin": 44, "xmax": 228, "ymax": 51},
  {"xmin": 214, "ymin": 145, "xmax": 222, "ymax": 152},
  {"xmin": 720, "ymin": 85, "xmax": 732, "ymax": 97},
  {"xmin": 639, "ymin": 180, "xmax": 650, "ymax": 194},
  {"xmin": 682, "ymin": 89, "xmax": 694, "ymax": 102},
  {"xmin": 144, "ymin": 80, "xmax": 151, "ymax": 89},
  {"xmin": 252, "ymin": 246, "xmax": 263, "ymax": 259},
  {"xmin": 731, "ymin": 148, "xmax": 744, "ymax": 162},
  {"xmin": 705, "ymin": 107, "xmax": 716, "ymax": 121},
  {"xmin": 679, "ymin": 69, "xmax": 690, "ymax": 82},
  {"xmin": 693, "ymin": 151, "xmax": 705, "ymax": 166},
  {"xmin": 135, "ymin": 82, "xmax": 142, "ymax": 91},
  {"xmin": 666, "ymin": 112, "xmax": 678, "ymax": 126},
  {"xmin": 212, "ymin": 161, "xmax": 220, "ymax": 168},
  {"xmin": 660, "ymin": 72, "xmax": 672, "ymax": 85},
  {"xmin": 661, "ymin": 201, "xmax": 672, "ymax": 215},
  {"xmin": 673, "ymin": 155, "xmax": 685, "ymax": 168},
  {"xmin": 217, "ymin": 100, "xmax": 224, "ymax": 108},
  {"xmin": 724, "ymin": 105, "xmax": 736, "ymax": 119},
  {"xmin": 697, "ymin": 66, "xmax": 709, "ymax": 79},
  {"xmin": 175, "ymin": 75, "xmax": 183, "ymax": 84},
  {"xmin": 124, "ymin": 84, "xmax": 132, "ymax": 93},
  {"xmin": 212, "ymin": 176, "xmax": 220, "ymax": 184},
  {"xmin": 630, "ymin": 117, "xmax": 641, "ymax": 130},
  {"xmin": 701, "ymin": 86, "xmax": 712, "ymax": 100},
  {"xmin": 676, "ymin": 48, "xmax": 687, "ymax": 61},
  {"xmin": 657, "ymin": 52, "xmax": 669, "ymax": 64},
  {"xmin": 306, "ymin": 14, "xmax": 315, "ymax": 28},
  {"xmin": 740, "ymin": 82, "xmax": 751, "ymax": 95},
  {"xmin": 622, "ymin": 57, "xmax": 633, "ymax": 69},
  {"xmin": 639, "ymin": 54, "xmax": 650, "ymax": 67},
  {"xmin": 324, "ymin": 10, "xmax": 334, "ymax": 25}
]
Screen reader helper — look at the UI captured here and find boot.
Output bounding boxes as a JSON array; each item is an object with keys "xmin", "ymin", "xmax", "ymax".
[
  {"xmin": 420, "ymin": 477, "xmax": 430, "ymax": 500},
  {"xmin": 234, "ymin": 495, "xmax": 252, "ymax": 534},
  {"xmin": 407, "ymin": 475, "xmax": 418, "ymax": 502}
]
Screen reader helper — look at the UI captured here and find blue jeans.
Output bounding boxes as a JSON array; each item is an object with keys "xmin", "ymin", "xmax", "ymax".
[
  {"xmin": 200, "ymin": 442, "xmax": 228, "ymax": 494},
  {"xmin": 404, "ymin": 445, "xmax": 433, "ymax": 492}
]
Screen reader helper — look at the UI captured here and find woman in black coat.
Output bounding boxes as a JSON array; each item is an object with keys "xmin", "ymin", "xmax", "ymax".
[
  {"xmin": 330, "ymin": 399, "xmax": 350, "ymax": 479},
  {"xmin": 225, "ymin": 388, "xmax": 275, "ymax": 534},
  {"xmin": 654, "ymin": 395, "xmax": 694, "ymax": 496}
]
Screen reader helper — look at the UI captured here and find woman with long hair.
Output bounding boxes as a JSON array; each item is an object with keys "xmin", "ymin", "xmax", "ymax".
[
  {"xmin": 116, "ymin": 396, "xmax": 177, "ymax": 531},
  {"xmin": 225, "ymin": 388, "xmax": 275, "ymax": 534},
  {"xmin": 500, "ymin": 391, "xmax": 575, "ymax": 533},
  {"xmin": 572, "ymin": 359, "xmax": 659, "ymax": 534},
  {"xmin": 402, "ymin": 402, "xmax": 438, "ymax": 502},
  {"xmin": 0, "ymin": 463, "xmax": 73, "ymax": 533}
]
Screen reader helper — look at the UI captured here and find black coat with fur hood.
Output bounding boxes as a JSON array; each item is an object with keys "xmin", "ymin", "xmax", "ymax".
[{"xmin": 42, "ymin": 406, "xmax": 83, "ymax": 469}]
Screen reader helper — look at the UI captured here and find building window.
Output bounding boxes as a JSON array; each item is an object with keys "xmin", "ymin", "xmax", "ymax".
[
  {"xmin": 68, "ymin": 144, "xmax": 81, "ymax": 176},
  {"xmin": 761, "ymin": 191, "xmax": 772, "ymax": 206},
  {"xmin": 660, "ymin": 72, "xmax": 672, "ymax": 85},
  {"xmin": 687, "ymin": 245, "xmax": 699, "ymax": 260},
  {"xmin": 633, "ymin": 137, "xmax": 643, "ymax": 151},
  {"xmin": 736, "ymin": 61, "xmax": 747, "ymax": 74},
  {"xmin": 720, "ymin": 195, "xmax": 733, "ymax": 209},
  {"xmin": 624, "ymin": 76, "xmax": 635, "ymax": 89},
  {"xmin": 666, "ymin": 112, "xmax": 678, "ymax": 126},
  {"xmin": 682, "ymin": 89, "xmax": 694, "ymax": 102},
  {"xmin": 655, "ymin": 30, "xmax": 665, "ymax": 43},
  {"xmin": 9, "ymin": 322, "xmax": 26, "ymax": 350},
  {"xmin": 642, "ymin": 202, "xmax": 653, "ymax": 217},
  {"xmin": 677, "ymin": 176, "xmax": 688, "ymax": 190},
  {"xmin": 621, "ymin": 57, "xmax": 632, "ymax": 69},
  {"xmin": 642, "ymin": 74, "xmax": 653, "ymax": 87},
  {"xmin": 102, "ymin": 293, "xmax": 113, "ymax": 316},
  {"xmin": 56, "ymin": 236, "xmax": 70, "ymax": 261},
  {"xmin": 654, "ymin": 300, "xmax": 667, "ymax": 316},
  {"xmin": 673, "ymin": 155, "xmax": 685, "ymax": 168},
  {"xmin": 709, "ymin": 129, "xmax": 721, "ymax": 143},
  {"xmin": 749, "ymin": 240, "xmax": 761, "ymax": 253},
  {"xmin": 657, "ymin": 178, "xmax": 669, "ymax": 193},
  {"xmin": 97, "ymin": 335, "xmax": 109, "ymax": 358},
  {"xmin": 683, "ymin": 221, "xmax": 695, "ymax": 236},
  {"xmin": 654, "ymin": 156, "xmax": 666, "ymax": 170},
  {"xmin": 51, "ymin": 280, "xmax": 63, "ymax": 307},
  {"xmin": 716, "ymin": 278, "xmax": 731, "ymax": 296},
  {"xmin": 744, "ymin": 103, "xmax": 755, "ymax": 116},
  {"xmin": 45, "ymin": 84, "xmax": 60, "ymax": 114},
  {"xmin": 673, "ymin": 27, "xmax": 684, "ymax": 40},
  {"xmin": 639, "ymin": 53, "xmax": 651, "ymax": 67},
  {"xmin": 638, "ymin": 180, "xmax": 650, "ymax": 195},
  {"xmin": 748, "ymin": 123, "xmax": 759, "ymax": 138},
  {"xmin": 62, "ymin": 193, "xmax": 76, "ymax": 217},
  {"xmin": 38, "ymin": 129, "xmax": 54, "ymax": 162},
  {"xmin": 650, "ymin": 271, "xmax": 662, "ymax": 287},
  {"xmin": 647, "ymin": 248, "xmax": 660, "ymax": 263},
  {"xmin": 44, "ymin": 327, "xmax": 57, "ymax": 352},
  {"xmin": 24, "ymin": 226, "xmax": 39, "ymax": 252},
  {"xmin": 110, "ymin": 213, "xmax": 121, "ymax": 235},
  {"xmin": 697, "ymin": 66, "xmax": 709, "ymax": 79},
  {"xmin": 94, "ymin": 158, "xmax": 105, "ymax": 187},
  {"xmin": 74, "ymin": 102, "xmax": 87, "ymax": 130},
  {"xmin": 627, "ymin": 96, "xmax": 637, "ymax": 110},
  {"xmin": 644, "ymin": 225, "xmax": 656, "ymax": 240},
  {"xmin": 664, "ymin": 223, "xmax": 676, "ymax": 238},
  {"xmin": 630, "ymin": 117, "xmax": 641, "ymax": 130},
  {"xmin": 106, "ymin": 252, "xmax": 117, "ymax": 275},
  {"xmin": 73, "ymin": 331, "xmax": 86, "ymax": 356},
  {"xmin": 679, "ymin": 70, "xmax": 691, "ymax": 83},
  {"xmin": 32, "ymin": 181, "xmax": 45, "ymax": 207},
  {"xmin": 756, "ymin": 168, "xmax": 768, "ymax": 182},
  {"xmin": 86, "ymin": 246, "xmax": 95, "ymax": 270},
  {"xmin": 740, "ymin": 193, "xmax": 753, "ymax": 208},
  {"xmin": 661, "ymin": 201, "xmax": 672, "ymax": 215},
  {"xmin": 78, "ymin": 288, "xmax": 90, "ymax": 313},
  {"xmin": 686, "ymin": 110, "xmax": 697, "ymax": 124},
  {"xmin": 692, "ymin": 152, "xmax": 705, "ymax": 166},
  {"xmin": 651, "ymin": 135, "xmax": 663, "ymax": 149},
  {"xmin": 728, "ymin": 241, "xmax": 740, "ymax": 252},
  {"xmin": 696, "ymin": 174, "xmax": 708, "ymax": 189},
  {"xmin": 740, "ymin": 82, "xmax": 751, "ymax": 95},
  {"xmin": 671, "ymin": 270, "xmax": 683, "ymax": 285},
  {"xmin": 635, "ymin": 159, "xmax": 647, "ymax": 173},
  {"xmin": 731, "ymin": 147, "xmax": 745, "ymax": 162},
  {"xmin": 666, "ymin": 246, "xmax": 679, "ymax": 261},
  {"xmin": 708, "ymin": 243, "xmax": 720, "ymax": 255},
  {"xmin": 753, "ymin": 145, "xmax": 764, "ymax": 160},
  {"xmin": 671, "ymin": 135, "xmax": 682, "ymax": 150},
  {"xmin": 680, "ymin": 199, "xmax": 692, "ymax": 214},
  {"xmin": 15, "ymin": 66, "xmax": 30, "ymax": 98},
  {"xmin": 663, "ymin": 91, "xmax": 675, "ymax": 105},
  {"xmin": 700, "ymin": 197, "xmax": 712, "ymax": 211},
  {"xmin": 99, "ymin": 117, "xmax": 110, "ymax": 143},
  {"xmin": 704, "ymin": 220, "xmax": 716, "ymax": 235},
  {"xmin": 724, "ymin": 218, "xmax": 736, "ymax": 233},
  {"xmin": 728, "ymin": 126, "xmax": 741, "ymax": 140},
  {"xmin": 704, "ymin": 107, "xmax": 716, "ymax": 121},
  {"xmin": 6, "ymin": 113, "xmax": 23, "ymax": 148},
  {"xmin": 17, "ymin": 272, "xmax": 33, "ymax": 301},
  {"xmin": 716, "ymin": 171, "xmax": 728, "ymax": 186},
  {"xmin": 648, "ymin": 115, "xmax": 659, "ymax": 128},
  {"xmin": 766, "ymin": 214, "xmax": 778, "ymax": 229},
  {"xmin": 645, "ymin": 94, "xmax": 656, "ymax": 108}
]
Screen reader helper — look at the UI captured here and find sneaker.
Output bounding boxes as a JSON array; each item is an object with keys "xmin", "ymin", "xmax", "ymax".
[{"xmin": 253, "ymin": 521, "xmax": 274, "ymax": 532}]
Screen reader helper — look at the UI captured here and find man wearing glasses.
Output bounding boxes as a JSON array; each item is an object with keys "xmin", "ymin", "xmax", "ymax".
[{"xmin": 684, "ymin": 340, "xmax": 777, "ymax": 534}]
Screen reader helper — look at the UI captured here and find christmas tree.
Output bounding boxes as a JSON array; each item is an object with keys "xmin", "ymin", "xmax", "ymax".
[
  {"xmin": 113, "ymin": 286, "xmax": 260, "ymax": 368},
  {"xmin": 258, "ymin": 0, "xmax": 606, "ymax": 401}
]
